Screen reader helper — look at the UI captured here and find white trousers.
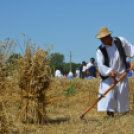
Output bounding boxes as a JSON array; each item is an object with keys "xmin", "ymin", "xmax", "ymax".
[{"xmin": 97, "ymin": 75, "xmax": 129, "ymax": 113}]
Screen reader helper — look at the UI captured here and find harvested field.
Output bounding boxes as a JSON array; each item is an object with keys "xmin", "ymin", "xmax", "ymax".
[
  {"xmin": 0, "ymin": 39, "xmax": 134, "ymax": 134},
  {"xmin": 0, "ymin": 76, "xmax": 134, "ymax": 134}
]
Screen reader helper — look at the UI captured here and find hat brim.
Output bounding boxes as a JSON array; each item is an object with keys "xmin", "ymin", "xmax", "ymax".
[{"xmin": 96, "ymin": 32, "xmax": 112, "ymax": 38}]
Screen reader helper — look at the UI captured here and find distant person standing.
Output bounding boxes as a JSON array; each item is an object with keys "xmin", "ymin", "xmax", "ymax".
[
  {"xmin": 67, "ymin": 70, "xmax": 73, "ymax": 79},
  {"xmin": 55, "ymin": 69, "xmax": 63, "ymax": 78},
  {"xmin": 80, "ymin": 61, "xmax": 85, "ymax": 79},
  {"xmin": 82, "ymin": 62, "xmax": 88, "ymax": 78},
  {"xmin": 75, "ymin": 68, "xmax": 80, "ymax": 78},
  {"xmin": 86, "ymin": 58, "xmax": 97, "ymax": 77}
]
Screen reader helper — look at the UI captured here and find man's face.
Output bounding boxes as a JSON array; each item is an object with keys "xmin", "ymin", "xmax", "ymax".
[{"xmin": 100, "ymin": 35, "xmax": 112, "ymax": 45}]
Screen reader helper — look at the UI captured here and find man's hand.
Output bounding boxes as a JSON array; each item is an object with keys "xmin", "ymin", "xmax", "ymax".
[{"xmin": 110, "ymin": 71, "xmax": 117, "ymax": 78}]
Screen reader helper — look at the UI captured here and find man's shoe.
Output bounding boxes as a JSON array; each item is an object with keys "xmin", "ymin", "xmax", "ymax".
[{"xmin": 107, "ymin": 111, "xmax": 114, "ymax": 117}]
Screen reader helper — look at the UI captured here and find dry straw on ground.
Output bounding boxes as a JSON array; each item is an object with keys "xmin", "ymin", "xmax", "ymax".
[{"xmin": 0, "ymin": 37, "xmax": 134, "ymax": 133}]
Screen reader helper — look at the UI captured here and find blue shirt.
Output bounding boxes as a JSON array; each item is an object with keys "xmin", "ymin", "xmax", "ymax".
[
  {"xmin": 126, "ymin": 60, "xmax": 132, "ymax": 77},
  {"xmin": 86, "ymin": 76, "xmax": 95, "ymax": 79}
]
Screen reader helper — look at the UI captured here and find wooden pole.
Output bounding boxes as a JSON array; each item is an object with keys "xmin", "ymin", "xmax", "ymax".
[
  {"xmin": 70, "ymin": 51, "xmax": 72, "ymax": 71},
  {"xmin": 80, "ymin": 65, "xmax": 134, "ymax": 119}
]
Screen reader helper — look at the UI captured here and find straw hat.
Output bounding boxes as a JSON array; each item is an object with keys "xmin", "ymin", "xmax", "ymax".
[{"xmin": 96, "ymin": 27, "xmax": 113, "ymax": 38}]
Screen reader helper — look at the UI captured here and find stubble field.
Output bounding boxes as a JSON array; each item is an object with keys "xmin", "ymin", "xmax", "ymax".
[
  {"xmin": 0, "ymin": 38, "xmax": 134, "ymax": 134},
  {"xmin": 1, "ymin": 76, "xmax": 134, "ymax": 134}
]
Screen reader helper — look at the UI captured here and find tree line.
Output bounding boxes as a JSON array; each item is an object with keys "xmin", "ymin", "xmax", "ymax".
[
  {"xmin": 5, "ymin": 52, "xmax": 82, "ymax": 76},
  {"xmin": 49, "ymin": 53, "xmax": 81, "ymax": 76}
]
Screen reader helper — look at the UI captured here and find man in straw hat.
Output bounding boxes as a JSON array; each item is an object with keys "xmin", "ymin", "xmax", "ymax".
[{"xmin": 96, "ymin": 27, "xmax": 134, "ymax": 117}]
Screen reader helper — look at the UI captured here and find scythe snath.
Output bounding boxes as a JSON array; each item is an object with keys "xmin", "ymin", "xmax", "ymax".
[{"xmin": 80, "ymin": 64, "xmax": 134, "ymax": 120}]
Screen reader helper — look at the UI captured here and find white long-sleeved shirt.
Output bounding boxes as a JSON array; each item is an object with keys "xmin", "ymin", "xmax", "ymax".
[
  {"xmin": 68, "ymin": 72, "xmax": 73, "ymax": 77},
  {"xmin": 96, "ymin": 37, "xmax": 134, "ymax": 77},
  {"xmin": 55, "ymin": 70, "xmax": 62, "ymax": 77},
  {"xmin": 87, "ymin": 62, "xmax": 94, "ymax": 69},
  {"xmin": 82, "ymin": 65, "xmax": 87, "ymax": 72},
  {"xmin": 76, "ymin": 70, "xmax": 80, "ymax": 78}
]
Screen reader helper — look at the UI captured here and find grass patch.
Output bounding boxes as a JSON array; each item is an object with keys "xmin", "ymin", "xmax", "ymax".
[{"xmin": 62, "ymin": 80, "xmax": 77, "ymax": 96}]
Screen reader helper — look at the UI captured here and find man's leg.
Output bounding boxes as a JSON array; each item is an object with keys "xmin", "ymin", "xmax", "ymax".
[
  {"xmin": 97, "ymin": 77, "xmax": 116, "ymax": 115},
  {"xmin": 116, "ymin": 76, "xmax": 129, "ymax": 113}
]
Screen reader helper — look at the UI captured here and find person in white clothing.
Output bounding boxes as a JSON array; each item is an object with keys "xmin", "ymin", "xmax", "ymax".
[
  {"xmin": 67, "ymin": 70, "xmax": 73, "ymax": 79},
  {"xmin": 96, "ymin": 27, "xmax": 134, "ymax": 117},
  {"xmin": 68, "ymin": 70, "xmax": 73, "ymax": 77},
  {"xmin": 86, "ymin": 58, "xmax": 96, "ymax": 77},
  {"xmin": 55, "ymin": 69, "xmax": 63, "ymax": 78},
  {"xmin": 82, "ymin": 62, "xmax": 88, "ymax": 78},
  {"xmin": 87, "ymin": 58, "xmax": 94, "ymax": 69},
  {"xmin": 75, "ymin": 68, "xmax": 80, "ymax": 78}
]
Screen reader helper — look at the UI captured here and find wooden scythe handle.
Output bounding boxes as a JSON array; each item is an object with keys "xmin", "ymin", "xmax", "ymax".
[{"xmin": 80, "ymin": 65, "xmax": 134, "ymax": 119}]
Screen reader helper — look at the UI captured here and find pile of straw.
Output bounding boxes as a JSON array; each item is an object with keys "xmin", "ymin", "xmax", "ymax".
[{"xmin": 18, "ymin": 45, "xmax": 51, "ymax": 123}]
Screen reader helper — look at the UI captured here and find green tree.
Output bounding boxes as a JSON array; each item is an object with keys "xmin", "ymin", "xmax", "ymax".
[
  {"xmin": 71, "ymin": 62, "xmax": 81, "ymax": 75},
  {"xmin": 63, "ymin": 62, "xmax": 81, "ymax": 76},
  {"xmin": 49, "ymin": 52, "xmax": 81, "ymax": 77},
  {"xmin": 63, "ymin": 63, "xmax": 70, "ymax": 75},
  {"xmin": 6, "ymin": 53, "xmax": 23, "ymax": 71},
  {"xmin": 6, "ymin": 53, "xmax": 22, "ymax": 64},
  {"xmin": 50, "ymin": 53, "xmax": 64, "ymax": 65},
  {"xmin": 49, "ymin": 53, "xmax": 65, "ymax": 76}
]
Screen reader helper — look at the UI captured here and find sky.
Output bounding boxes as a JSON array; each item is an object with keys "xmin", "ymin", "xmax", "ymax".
[{"xmin": 0, "ymin": 0, "xmax": 134, "ymax": 64}]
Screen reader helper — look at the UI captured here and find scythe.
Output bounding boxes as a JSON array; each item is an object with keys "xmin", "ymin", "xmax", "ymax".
[{"xmin": 80, "ymin": 64, "xmax": 134, "ymax": 120}]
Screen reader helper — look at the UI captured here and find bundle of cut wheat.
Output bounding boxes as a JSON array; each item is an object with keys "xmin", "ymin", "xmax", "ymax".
[{"xmin": 18, "ymin": 45, "xmax": 51, "ymax": 124}]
